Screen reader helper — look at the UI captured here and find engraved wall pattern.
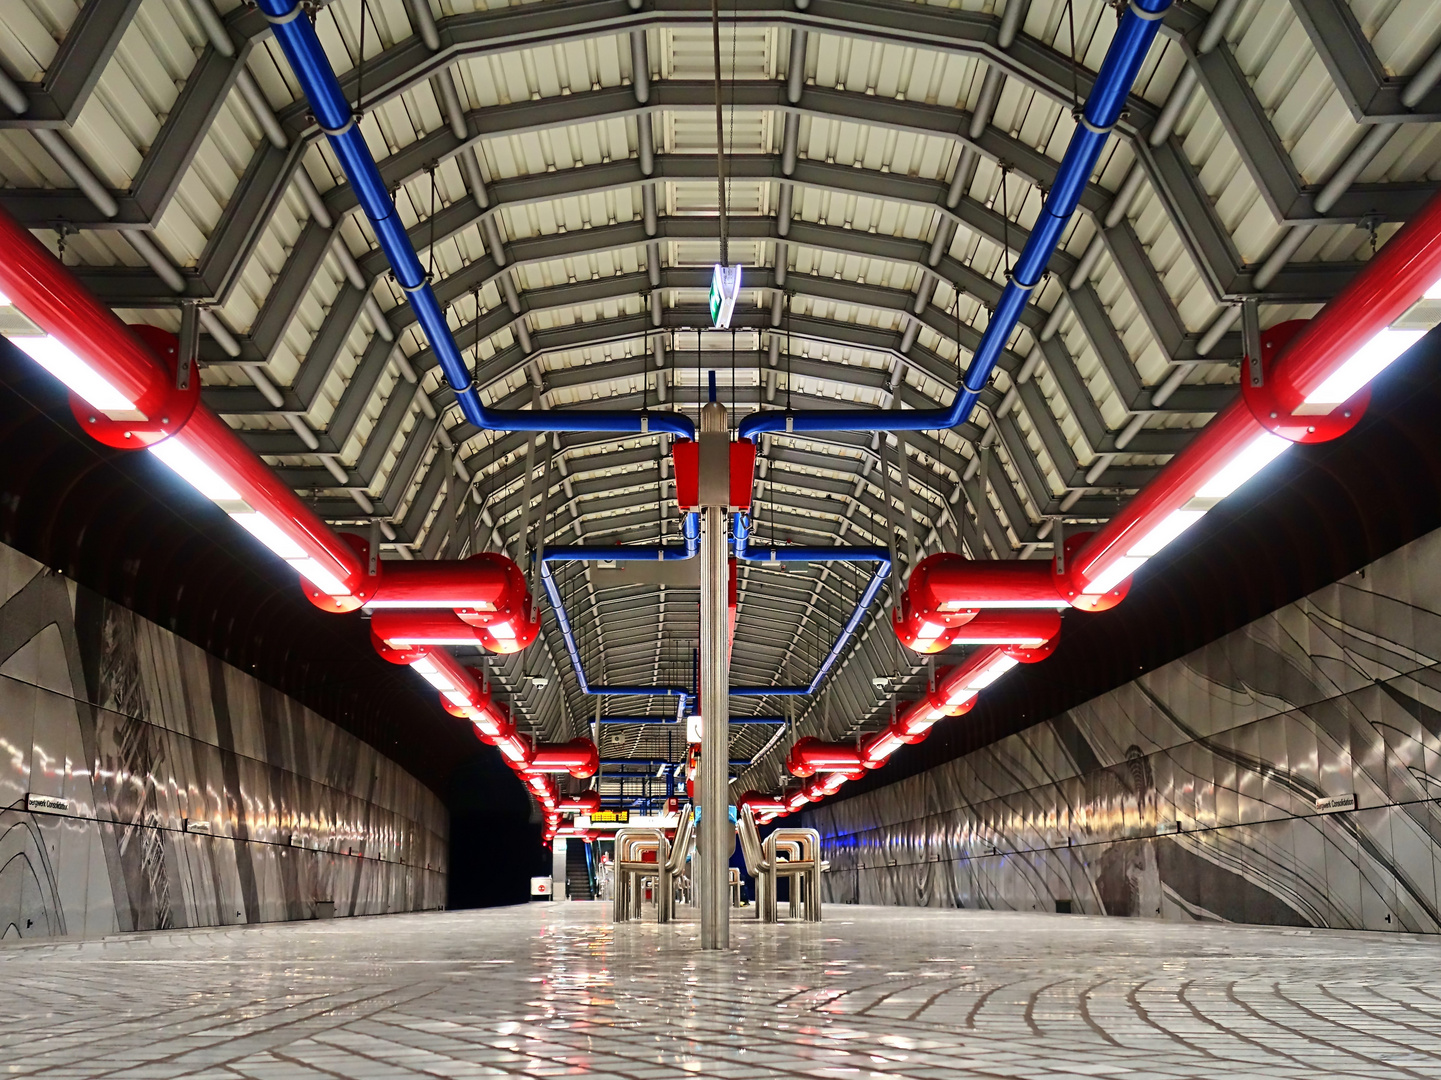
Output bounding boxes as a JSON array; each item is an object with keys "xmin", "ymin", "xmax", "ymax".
[
  {"xmin": 0, "ymin": 541, "xmax": 448, "ymax": 941},
  {"xmin": 805, "ymin": 527, "xmax": 1441, "ymax": 932}
]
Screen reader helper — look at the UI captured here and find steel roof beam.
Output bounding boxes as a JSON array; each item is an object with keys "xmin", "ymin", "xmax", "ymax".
[
  {"xmin": 0, "ymin": 0, "xmax": 145, "ymax": 128},
  {"xmin": 1282, "ymin": 0, "xmax": 1441, "ymax": 123}
]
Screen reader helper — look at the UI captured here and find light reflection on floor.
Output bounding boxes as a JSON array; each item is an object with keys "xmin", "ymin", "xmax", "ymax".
[{"xmin": 5, "ymin": 903, "xmax": 1441, "ymax": 1077}]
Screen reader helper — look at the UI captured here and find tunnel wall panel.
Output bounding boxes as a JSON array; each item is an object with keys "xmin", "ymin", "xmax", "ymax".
[
  {"xmin": 805, "ymin": 525, "xmax": 1441, "ymax": 932},
  {"xmin": 0, "ymin": 540, "xmax": 448, "ymax": 941}
]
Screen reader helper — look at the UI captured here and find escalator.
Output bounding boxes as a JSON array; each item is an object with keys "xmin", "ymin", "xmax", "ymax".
[{"xmin": 565, "ymin": 842, "xmax": 596, "ymax": 900}]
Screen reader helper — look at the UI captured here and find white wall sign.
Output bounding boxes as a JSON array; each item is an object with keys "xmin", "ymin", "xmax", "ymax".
[
  {"xmin": 530, "ymin": 876, "xmax": 552, "ymax": 896},
  {"xmin": 26, "ymin": 793, "xmax": 69, "ymax": 814},
  {"xmin": 1315, "ymin": 792, "xmax": 1357, "ymax": 814},
  {"xmin": 185, "ymin": 819, "xmax": 212, "ymax": 835},
  {"xmin": 686, "ymin": 714, "xmax": 702, "ymax": 744}
]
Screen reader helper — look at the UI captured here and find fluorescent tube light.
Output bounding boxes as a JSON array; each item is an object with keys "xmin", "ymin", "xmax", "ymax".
[
  {"xmin": 867, "ymin": 731, "xmax": 903, "ymax": 760},
  {"xmin": 1083, "ymin": 555, "xmax": 1145, "ymax": 597},
  {"xmin": 942, "ymin": 598, "xmax": 1071, "ymax": 609},
  {"xmin": 363, "ymin": 599, "xmax": 496, "ymax": 609},
  {"xmin": 415, "ymin": 667, "xmax": 457, "ymax": 693},
  {"xmin": 1194, "ymin": 432, "xmax": 1291, "ymax": 500},
  {"xmin": 230, "ymin": 510, "xmax": 308, "ymax": 560},
  {"xmin": 290, "ymin": 557, "xmax": 350, "ymax": 598},
  {"xmin": 1303, "ymin": 327, "xmax": 1424, "ymax": 408},
  {"xmin": 12, "ymin": 334, "xmax": 139, "ymax": 416},
  {"xmin": 389, "ymin": 634, "xmax": 478, "ymax": 645},
  {"xmin": 944, "ymin": 683, "xmax": 977, "ymax": 707},
  {"xmin": 965, "ymin": 654, "xmax": 1018, "ymax": 690},
  {"xmin": 1127, "ymin": 508, "xmax": 1207, "ymax": 558},
  {"xmin": 148, "ymin": 438, "xmax": 241, "ymax": 501}
]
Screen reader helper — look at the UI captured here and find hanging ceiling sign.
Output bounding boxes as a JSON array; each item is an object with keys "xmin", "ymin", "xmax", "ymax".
[
  {"xmin": 710, "ymin": 264, "xmax": 742, "ymax": 328},
  {"xmin": 590, "ymin": 809, "xmax": 629, "ymax": 824}
]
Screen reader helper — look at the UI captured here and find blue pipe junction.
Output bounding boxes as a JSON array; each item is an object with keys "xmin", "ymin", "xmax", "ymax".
[
  {"xmin": 735, "ymin": 0, "xmax": 1172, "ymax": 443},
  {"xmin": 254, "ymin": 0, "xmax": 696, "ymax": 442}
]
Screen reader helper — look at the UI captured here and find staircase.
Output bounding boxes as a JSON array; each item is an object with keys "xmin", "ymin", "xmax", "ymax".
[{"xmin": 565, "ymin": 842, "xmax": 595, "ymax": 900}]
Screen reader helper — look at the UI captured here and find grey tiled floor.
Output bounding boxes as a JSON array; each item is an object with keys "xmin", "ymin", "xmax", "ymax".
[{"xmin": 5, "ymin": 905, "xmax": 1441, "ymax": 1078}]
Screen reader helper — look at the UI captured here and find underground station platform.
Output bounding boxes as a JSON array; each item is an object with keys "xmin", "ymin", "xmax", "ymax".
[{"xmin": 4, "ymin": 0, "xmax": 1441, "ymax": 1075}]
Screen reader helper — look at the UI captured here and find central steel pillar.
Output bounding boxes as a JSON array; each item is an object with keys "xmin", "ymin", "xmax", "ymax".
[{"xmin": 697, "ymin": 397, "xmax": 731, "ymax": 950}]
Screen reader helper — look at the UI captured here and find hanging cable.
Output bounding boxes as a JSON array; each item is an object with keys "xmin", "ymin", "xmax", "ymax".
[
  {"xmin": 784, "ymin": 290, "xmax": 793, "ymax": 410},
  {"xmin": 354, "ymin": 0, "xmax": 371, "ymax": 114},
  {"xmin": 1066, "ymin": 0, "xmax": 1079, "ymax": 110},
  {"xmin": 999, "ymin": 163, "xmax": 1012, "ymax": 280},
  {"xmin": 470, "ymin": 284, "xmax": 482, "ymax": 386},
  {"xmin": 711, "ymin": 0, "xmax": 729, "ymax": 266},
  {"xmin": 731, "ymin": 326, "xmax": 737, "ymax": 435},
  {"xmin": 426, "ymin": 162, "xmax": 438, "ymax": 282}
]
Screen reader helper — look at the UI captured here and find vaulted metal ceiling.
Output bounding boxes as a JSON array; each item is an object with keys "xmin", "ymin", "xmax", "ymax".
[{"xmin": 3, "ymin": 0, "xmax": 1439, "ymax": 803}]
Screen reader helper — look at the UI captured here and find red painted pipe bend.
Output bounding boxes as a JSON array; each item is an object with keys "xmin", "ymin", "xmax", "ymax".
[
  {"xmin": 523, "ymin": 739, "xmax": 601, "ymax": 779},
  {"xmin": 0, "ymin": 205, "xmax": 166, "ymax": 415},
  {"xmin": 1072, "ymin": 187, "xmax": 1441, "ymax": 591},
  {"xmin": 737, "ymin": 791, "xmax": 788, "ymax": 814},
  {"xmin": 372, "ymin": 610, "xmax": 489, "ymax": 649},
  {"xmin": 557, "ymin": 791, "xmax": 602, "ymax": 813},
  {"xmin": 786, "ymin": 737, "xmax": 863, "ymax": 778}
]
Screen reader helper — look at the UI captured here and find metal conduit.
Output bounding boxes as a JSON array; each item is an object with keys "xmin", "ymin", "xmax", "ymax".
[
  {"xmin": 730, "ymin": 512, "xmax": 891, "ymax": 697},
  {"xmin": 736, "ymin": 0, "xmax": 1172, "ymax": 442},
  {"xmin": 537, "ymin": 512, "xmax": 701, "ymax": 719},
  {"xmin": 254, "ymin": 0, "xmax": 696, "ymax": 442}
]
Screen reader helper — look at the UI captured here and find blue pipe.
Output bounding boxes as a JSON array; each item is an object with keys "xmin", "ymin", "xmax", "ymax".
[
  {"xmin": 538, "ymin": 513, "xmax": 701, "ymax": 719},
  {"xmin": 255, "ymin": 0, "xmax": 695, "ymax": 442},
  {"xmin": 597, "ymin": 716, "xmax": 787, "ymax": 725},
  {"xmin": 730, "ymin": 513, "xmax": 890, "ymax": 697},
  {"xmin": 736, "ymin": 0, "xmax": 1172, "ymax": 443}
]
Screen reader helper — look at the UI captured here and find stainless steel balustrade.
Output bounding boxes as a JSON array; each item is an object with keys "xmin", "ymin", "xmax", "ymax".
[
  {"xmin": 736, "ymin": 806, "xmax": 823, "ymax": 923},
  {"xmin": 657, "ymin": 806, "xmax": 695, "ymax": 924},
  {"xmin": 612, "ymin": 807, "xmax": 695, "ymax": 924},
  {"xmin": 613, "ymin": 828, "xmax": 665, "ymax": 922}
]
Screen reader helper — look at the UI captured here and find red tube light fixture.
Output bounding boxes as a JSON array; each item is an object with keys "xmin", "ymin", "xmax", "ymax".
[
  {"xmin": 737, "ymin": 791, "xmax": 788, "ymax": 814},
  {"xmin": 0, "ymin": 205, "xmax": 547, "ymax": 626},
  {"xmin": 893, "ymin": 604, "xmax": 1066, "ymax": 652},
  {"xmin": 557, "ymin": 791, "xmax": 603, "ymax": 814},
  {"xmin": 522, "ymin": 739, "xmax": 600, "ymax": 779},
  {"xmin": 361, "ymin": 552, "xmax": 522, "ymax": 616},
  {"xmin": 786, "ymin": 737, "xmax": 864, "ymax": 778},
  {"xmin": 1068, "ymin": 189, "xmax": 1441, "ymax": 600}
]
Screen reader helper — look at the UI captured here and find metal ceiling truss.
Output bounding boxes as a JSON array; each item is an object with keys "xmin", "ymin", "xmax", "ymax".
[{"xmin": 7, "ymin": 0, "xmax": 1437, "ymax": 766}]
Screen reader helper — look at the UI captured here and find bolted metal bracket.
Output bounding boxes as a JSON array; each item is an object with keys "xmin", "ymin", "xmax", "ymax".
[
  {"xmin": 1242, "ymin": 299, "xmax": 1264, "ymax": 388},
  {"xmin": 177, "ymin": 302, "xmax": 199, "ymax": 392}
]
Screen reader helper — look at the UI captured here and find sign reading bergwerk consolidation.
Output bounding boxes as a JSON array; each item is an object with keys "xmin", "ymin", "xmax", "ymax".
[
  {"xmin": 26, "ymin": 793, "xmax": 70, "ymax": 814},
  {"xmin": 1315, "ymin": 792, "xmax": 1357, "ymax": 814}
]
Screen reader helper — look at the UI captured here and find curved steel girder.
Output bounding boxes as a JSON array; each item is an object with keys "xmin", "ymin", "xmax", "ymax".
[
  {"xmin": 305, "ymin": 344, "xmax": 1167, "ymax": 558},
  {"xmin": 369, "ymin": 299, "xmax": 1195, "ymax": 526},
  {"xmin": 228, "ymin": 1, "xmax": 1418, "ymax": 258},
  {"xmin": 392, "ymin": 380, "xmax": 1022, "ymax": 552},
  {"xmin": 248, "ymin": 204, "xmax": 1105, "ymax": 417},
  {"xmin": 208, "ymin": 210, "xmax": 1093, "ymax": 424},
  {"xmin": 424, "ymin": 403, "xmax": 1075, "ymax": 578},
  {"xmin": 36, "ymin": 0, "xmax": 1417, "ymax": 334},
  {"xmin": 213, "ymin": 206, "xmax": 1234, "ymax": 534}
]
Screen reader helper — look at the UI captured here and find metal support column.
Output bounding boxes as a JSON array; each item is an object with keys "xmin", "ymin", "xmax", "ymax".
[{"xmin": 698, "ymin": 397, "xmax": 731, "ymax": 950}]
